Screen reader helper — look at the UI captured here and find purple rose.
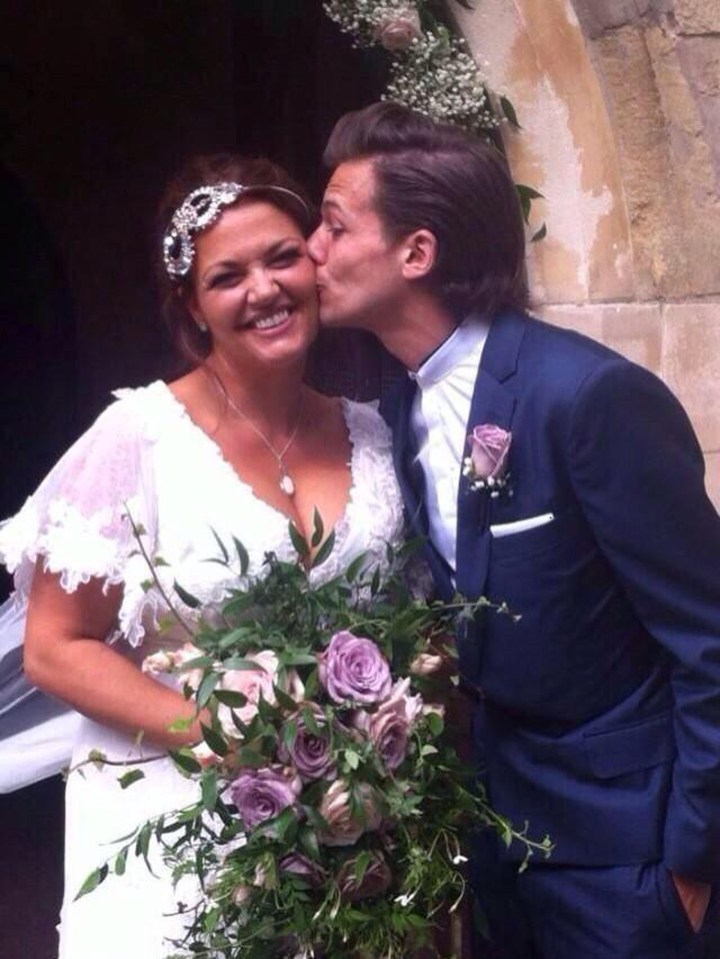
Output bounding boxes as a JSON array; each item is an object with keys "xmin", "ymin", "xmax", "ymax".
[
  {"xmin": 337, "ymin": 851, "xmax": 392, "ymax": 902},
  {"xmin": 318, "ymin": 631, "xmax": 392, "ymax": 705},
  {"xmin": 468, "ymin": 423, "xmax": 512, "ymax": 480},
  {"xmin": 353, "ymin": 678, "xmax": 422, "ymax": 771},
  {"xmin": 279, "ymin": 707, "xmax": 335, "ymax": 782},
  {"xmin": 468, "ymin": 424, "xmax": 511, "ymax": 481},
  {"xmin": 229, "ymin": 766, "xmax": 301, "ymax": 830},
  {"xmin": 279, "ymin": 852, "xmax": 326, "ymax": 886}
]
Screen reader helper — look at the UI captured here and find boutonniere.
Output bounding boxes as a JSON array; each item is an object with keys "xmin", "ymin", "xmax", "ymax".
[{"xmin": 462, "ymin": 424, "xmax": 513, "ymax": 498}]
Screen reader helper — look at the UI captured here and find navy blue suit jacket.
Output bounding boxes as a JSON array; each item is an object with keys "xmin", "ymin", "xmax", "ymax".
[{"xmin": 390, "ymin": 309, "xmax": 720, "ymax": 882}]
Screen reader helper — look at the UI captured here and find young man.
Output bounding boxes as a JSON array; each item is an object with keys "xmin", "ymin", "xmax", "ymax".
[{"xmin": 308, "ymin": 102, "xmax": 720, "ymax": 958}]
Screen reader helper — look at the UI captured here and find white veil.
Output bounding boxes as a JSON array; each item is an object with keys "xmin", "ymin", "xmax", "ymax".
[{"xmin": 0, "ymin": 595, "xmax": 80, "ymax": 793}]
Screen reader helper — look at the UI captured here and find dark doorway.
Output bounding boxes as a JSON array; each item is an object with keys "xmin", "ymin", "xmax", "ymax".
[{"xmin": 1, "ymin": 4, "xmax": 397, "ymax": 957}]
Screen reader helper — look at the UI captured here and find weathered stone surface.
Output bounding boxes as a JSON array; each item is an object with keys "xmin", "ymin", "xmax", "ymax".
[
  {"xmin": 703, "ymin": 452, "xmax": 720, "ymax": 510},
  {"xmin": 543, "ymin": 302, "xmax": 663, "ymax": 373},
  {"xmin": 456, "ymin": 0, "xmax": 634, "ymax": 304},
  {"xmin": 570, "ymin": 0, "xmax": 672, "ymax": 39},
  {"xmin": 675, "ymin": 36, "xmax": 720, "ymax": 181},
  {"xmin": 661, "ymin": 302, "xmax": 720, "ymax": 451},
  {"xmin": 645, "ymin": 26, "xmax": 720, "ymax": 293},
  {"xmin": 675, "ymin": 0, "xmax": 720, "ymax": 35},
  {"xmin": 593, "ymin": 26, "xmax": 680, "ymax": 297},
  {"xmin": 591, "ymin": 23, "xmax": 720, "ymax": 299}
]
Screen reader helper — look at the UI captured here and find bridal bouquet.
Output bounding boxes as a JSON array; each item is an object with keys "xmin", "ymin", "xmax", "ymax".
[{"xmin": 79, "ymin": 516, "xmax": 548, "ymax": 959}]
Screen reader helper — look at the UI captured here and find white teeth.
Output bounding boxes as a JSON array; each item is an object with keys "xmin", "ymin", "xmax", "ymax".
[{"xmin": 252, "ymin": 309, "xmax": 289, "ymax": 330}]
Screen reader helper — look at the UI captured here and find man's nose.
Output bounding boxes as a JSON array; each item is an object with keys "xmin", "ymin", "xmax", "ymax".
[{"xmin": 307, "ymin": 227, "xmax": 326, "ymax": 265}]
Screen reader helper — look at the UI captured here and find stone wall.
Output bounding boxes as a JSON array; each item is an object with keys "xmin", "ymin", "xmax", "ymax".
[{"xmin": 451, "ymin": 0, "xmax": 720, "ymax": 506}]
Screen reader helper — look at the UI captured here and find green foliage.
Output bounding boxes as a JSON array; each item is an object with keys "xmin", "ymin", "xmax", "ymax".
[{"xmin": 79, "ymin": 526, "xmax": 550, "ymax": 958}]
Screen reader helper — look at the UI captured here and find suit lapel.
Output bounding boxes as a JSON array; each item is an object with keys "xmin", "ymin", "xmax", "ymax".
[{"xmin": 455, "ymin": 311, "xmax": 527, "ymax": 601}]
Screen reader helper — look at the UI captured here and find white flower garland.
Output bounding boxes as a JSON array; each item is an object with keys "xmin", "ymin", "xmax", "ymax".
[{"xmin": 323, "ymin": 0, "xmax": 502, "ymax": 135}]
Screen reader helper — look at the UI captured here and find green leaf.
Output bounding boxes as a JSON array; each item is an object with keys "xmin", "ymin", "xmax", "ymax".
[
  {"xmin": 135, "ymin": 821, "xmax": 152, "ymax": 860},
  {"xmin": 281, "ymin": 718, "xmax": 298, "ymax": 754},
  {"xmin": 298, "ymin": 825, "xmax": 320, "ymax": 861},
  {"xmin": 210, "ymin": 527, "xmax": 229, "ymax": 563},
  {"xmin": 233, "ymin": 536, "xmax": 250, "ymax": 576},
  {"xmin": 500, "ymin": 94, "xmax": 521, "ymax": 129},
  {"xmin": 196, "ymin": 671, "xmax": 220, "ymax": 708},
  {"xmin": 344, "ymin": 552, "xmax": 369, "ymax": 583},
  {"xmin": 515, "ymin": 183, "xmax": 544, "ymax": 224},
  {"xmin": 201, "ymin": 771, "xmax": 219, "ymax": 811},
  {"xmin": 114, "ymin": 847, "xmax": 128, "ymax": 877},
  {"xmin": 310, "ymin": 508, "xmax": 324, "ymax": 548},
  {"xmin": 169, "ymin": 749, "xmax": 202, "ymax": 775},
  {"xmin": 223, "ymin": 657, "xmax": 267, "ymax": 671},
  {"xmin": 345, "ymin": 749, "xmax": 360, "ymax": 770},
  {"xmin": 173, "ymin": 580, "xmax": 201, "ymax": 608},
  {"xmin": 213, "ymin": 689, "xmax": 248, "ymax": 708},
  {"xmin": 118, "ymin": 769, "xmax": 145, "ymax": 790},
  {"xmin": 235, "ymin": 748, "xmax": 266, "ymax": 768},
  {"xmin": 167, "ymin": 716, "xmax": 194, "ymax": 733},
  {"xmin": 425, "ymin": 711, "xmax": 445, "ymax": 738},
  {"xmin": 311, "ymin": 530, "xmax": 336, "ymax": 569},
  {"xmin": 288, "ymin": 522, "xmax": 310, "ymax": 558},
  {"xmin": 74, "ymin": 864, "xmax": 109, "ymax": 900},
  {"xmin": 273, "ymin": 683, "xmax": 298, "ymax": 712},
  {"xmin": 201, "ymin": 722, "xmax": 229, "ymax": 757},
  {"xmin": 301, "ymin": 706, "xmax": 322, "ymax": 736}
]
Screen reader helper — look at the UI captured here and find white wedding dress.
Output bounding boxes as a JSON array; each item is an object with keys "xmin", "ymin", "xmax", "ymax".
[{"xmin": 0, "ymin": 381, "xmax": 405, "ymax": 959}]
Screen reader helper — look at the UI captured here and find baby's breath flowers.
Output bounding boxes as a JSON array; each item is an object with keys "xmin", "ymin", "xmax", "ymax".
[
  {"xmin": 386, "ymin": 27, "xmax": 499, "ymax": 134},
  {"xmin": 324, "ymin": 0, "xmax": 501, "ymax": 136}
]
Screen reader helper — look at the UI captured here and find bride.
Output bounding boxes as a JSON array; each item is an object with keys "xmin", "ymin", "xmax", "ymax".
[{"xmin": 0, "ymin": 154, "xmax": 405, "ymax": 957}]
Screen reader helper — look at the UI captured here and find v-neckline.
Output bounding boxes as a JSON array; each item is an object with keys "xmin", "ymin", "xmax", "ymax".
[{"xmin": 154, "ymin": 380, "xmax": 359, "ymax": 546}]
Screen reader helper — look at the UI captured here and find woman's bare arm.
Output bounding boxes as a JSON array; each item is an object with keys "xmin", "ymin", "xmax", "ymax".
[{"xmin": 24, "ymin": 566, "xmax": 203, "ymax": 750}]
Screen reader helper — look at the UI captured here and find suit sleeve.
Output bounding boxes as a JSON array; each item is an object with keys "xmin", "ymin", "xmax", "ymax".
[{"xmin": 567, "ymin": 358, "xmax": 720, "ymax": 883}]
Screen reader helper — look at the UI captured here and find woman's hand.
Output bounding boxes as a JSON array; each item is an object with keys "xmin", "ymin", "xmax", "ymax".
[{"xmin": 24, "ymin": 567, "xmax": 204, "ymax": 749}]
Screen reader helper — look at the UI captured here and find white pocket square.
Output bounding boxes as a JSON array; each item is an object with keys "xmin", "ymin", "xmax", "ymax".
[{"xmin": 489, "ymin": 513, "xmax": 555, "ymax": 538}]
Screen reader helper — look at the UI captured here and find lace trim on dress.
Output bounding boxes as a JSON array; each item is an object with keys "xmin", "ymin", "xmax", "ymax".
[{"xmin": 0, "ymin": 384, "xmax": 406, "ymax": 651}]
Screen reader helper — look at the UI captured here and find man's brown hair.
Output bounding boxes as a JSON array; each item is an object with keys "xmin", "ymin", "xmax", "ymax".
[{"xmin": 324, "ymin": 102, "xmax": 529, "ymax": 319}]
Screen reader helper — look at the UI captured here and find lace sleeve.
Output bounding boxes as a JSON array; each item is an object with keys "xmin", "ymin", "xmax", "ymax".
[{"xmin": 0, "ymin": 388, "xmax": 158, "ymax": 604}]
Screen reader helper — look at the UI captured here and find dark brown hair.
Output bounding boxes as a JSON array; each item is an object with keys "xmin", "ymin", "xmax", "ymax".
[
  {"xmin": 157, "ymin": 154, "xmax": 314, "ymax": 364},
  {"xmin": 323, "ymin": 102, "xmax": 528, "ymax": 319}
]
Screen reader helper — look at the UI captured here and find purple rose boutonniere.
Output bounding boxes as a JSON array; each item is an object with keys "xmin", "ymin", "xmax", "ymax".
[{"xmin": 463, "ymin": 424, "xmax": 513, "ymax": 497}]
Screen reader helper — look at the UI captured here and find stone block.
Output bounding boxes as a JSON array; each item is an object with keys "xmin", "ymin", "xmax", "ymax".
[
  {"xmin": 703, "ymin": 452, "xmax": 720, "ymax": 511},
  {"xmin": 571, "ymin": 1, "xmax": 673, "ymax": 39},
  {"xmin": 661, "ymin": 302, "xmax": 720, "ymax": 451},
  {"xmin": 675, "ymin": 0, "xmax": 720, "ymax": 34},
  {"xmin": 543, "ymin": 302, "xmax": 663, "ymax": 373},
  {"xmin": 675, "ymin": 36, "xmax": 720, "ymax": 181},
  {"xmin": 593, "ymin": 24, "xmax": 720, "ymax": 299}
]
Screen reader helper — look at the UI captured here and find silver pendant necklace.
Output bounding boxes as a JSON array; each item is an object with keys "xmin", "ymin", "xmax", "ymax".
[{"xmin": 208, "ymin": 367, "xmax": 303, "ymax": 497}]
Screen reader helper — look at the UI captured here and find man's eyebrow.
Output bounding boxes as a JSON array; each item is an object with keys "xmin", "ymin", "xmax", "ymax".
[{"xmin": 320, "ymin": 198, "xmax": 341, "ymax": 213}]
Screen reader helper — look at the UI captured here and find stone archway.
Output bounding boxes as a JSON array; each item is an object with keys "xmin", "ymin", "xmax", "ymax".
[{"xmin": 451, "ymin": 0, "xmax": 720, "ymax": 505}]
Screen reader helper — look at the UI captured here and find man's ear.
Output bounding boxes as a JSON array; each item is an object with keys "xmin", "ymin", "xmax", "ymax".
[{"xmin": 400, "ymin": 229, "xmax": 438, "ymax": 281}]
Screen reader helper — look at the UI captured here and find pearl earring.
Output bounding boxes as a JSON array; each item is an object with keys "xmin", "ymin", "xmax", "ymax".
[{"xmin": 196, "ymin": 319, "xmax": 208, "ymax": 333}]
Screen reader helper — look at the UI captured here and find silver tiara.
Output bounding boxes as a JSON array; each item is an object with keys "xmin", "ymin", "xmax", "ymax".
[{"xmin": 162, "ymin": 181, "xmax": 310, "ymax": 279}]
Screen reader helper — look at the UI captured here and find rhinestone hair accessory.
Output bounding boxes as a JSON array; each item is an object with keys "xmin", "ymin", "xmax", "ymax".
[{"xmin": 162, "ymin": 181, "xmax": 310, "ymax": 279}]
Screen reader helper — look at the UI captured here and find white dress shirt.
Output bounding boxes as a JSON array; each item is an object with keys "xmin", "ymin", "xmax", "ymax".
[{"xmin": 409, "ymin": 316, "xmax": 489, "ymax": 572}]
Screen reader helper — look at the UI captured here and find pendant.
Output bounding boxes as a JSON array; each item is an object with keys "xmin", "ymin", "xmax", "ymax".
[{"xmin": 279, "ymin": 471, "xmax": 295, "ymax": 496}]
